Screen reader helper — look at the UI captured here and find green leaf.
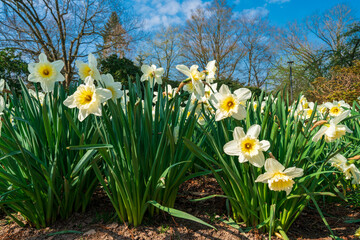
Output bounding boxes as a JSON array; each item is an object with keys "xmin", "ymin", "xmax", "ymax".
[
  {"xmin": 147, "ymin": 200, "xmax": 216, "ymax": 229},
  {"xmin": 67, "ymin": 144, "xmax": 113, "ymax": 150}
]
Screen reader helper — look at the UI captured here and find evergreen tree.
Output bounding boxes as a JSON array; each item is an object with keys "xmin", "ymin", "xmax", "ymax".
[{"xmin": 101, "ymin": 12, "xmax": 129, "ymax": 58}]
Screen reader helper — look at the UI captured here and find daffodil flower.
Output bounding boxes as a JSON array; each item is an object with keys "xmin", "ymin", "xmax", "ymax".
[
  {"xmin": 176, "ymin": 64, "xmax": 205, "ymax": 99},
  {"xmin": 223, "ymin": 125, "xmax": 270, "ymax": 167},
  {"xmin": 140, "ymin": 64, "xmax": 164, "ymax": 87},
  {"xmin": 328, "ymin": 154, "xmax": 360, "ymax": 185},
  {"xmin": 205, "ymin": 60, "xmax": 216, "ymax": 83},
  {"xmin": 63, "ymin": 77, "xmax": 112, "ymax": 122},
  {"xmin": 28, "ymin": 53, "xmax": 65, "ymax": 92},
  {"xmin": 324, "ymin": 100, "xmax": 350, "ymax": 117},
  {"xmin": 210, "ymin": 84, "xmax": 251, "ymax": 121},
  {"xmin": 76, "ymin": 53, "xmax": 101, "ymax": 81},
  {"xmin": 99, "ymin": 74, "xmax": 123, "ymax": 101},
  {"xmin": 312, "ymin": 110, "xmax": 352, "ymax": 142},
  {"xmin": 255, "ymin": 158, "xmax": 304, "ymax": 195}
]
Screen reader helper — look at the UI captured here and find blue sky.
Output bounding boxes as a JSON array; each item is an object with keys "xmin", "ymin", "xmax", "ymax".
[{"xmin": 132, "ymin": 0, "xmax": 360, "ymax": 31}]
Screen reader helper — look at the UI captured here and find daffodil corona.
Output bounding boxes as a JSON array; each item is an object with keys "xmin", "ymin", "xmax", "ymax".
[
  {"xmin": 63, "ymin": 77, "xmax": 112, "ymax": 121},
  {"xmin": 223, "ymin": 125, "xmax": 270, "ymax": 167},
  {"xmin": 256, "ymin": 158, "xmax": 304, "ymax": 195},
  {"xmin": 28, "ymin": 53, "xmax": 65, "ymax": 92}
]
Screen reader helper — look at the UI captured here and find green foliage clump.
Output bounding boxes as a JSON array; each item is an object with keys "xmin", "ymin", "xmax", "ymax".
[{"xmin": 99, "ymin": 54, "xmax": 141, "ymax": 87}]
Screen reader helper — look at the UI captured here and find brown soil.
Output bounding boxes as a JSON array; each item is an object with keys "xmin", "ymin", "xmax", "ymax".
[{"xmin": 0, "ymin": 176, "xmax": 358, "ymax": 240}]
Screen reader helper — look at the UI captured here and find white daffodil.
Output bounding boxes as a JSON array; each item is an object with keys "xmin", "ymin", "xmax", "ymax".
[
  {"xmin": 140, "ymin": 64, "xmax": 164, "ymax": 87},
  {"xmin": 28, "ymin": 53, "xmax": 65, "ymax": 92},
  {"xmin": 63, "ymin": 77, "xmax": 112, "ymax": 122},
  {"xmin": 328, "ymin": 154, "xmax": 360, "ymax": 185},
  {"xmin": 76, "ymin": 53, "xmax": 101, "ymax": 81},
  {"xmin": 223, "ymin": 125, "xmax": 270, "ymax": 167},
  {"xmin": 312, "ymin": 110, "xmax": 352, "ymax": 142},
  {"xmin": 176, "ymin": 64, "xmax": 205, "ymax": 99},
  {"xmin": 325, "ymin": 100, "xmax": 350, "ymax": 117},
  {"xmin": 255, "ymin": 158, "xmax": 303, "ymax": 195},
  {"xmin": 210, "ymin": 84, "xmax": 251, "ymax": 121},
  {"xmin": 205, "ymin": 60, "xmax": 216, "ymax": 83},
  {"xmin": 28, "ymin": 89, "xmax": 45, "ymax": 105},
  {"xmin": 99, "ymin": 74, "xmax": 123, "ymax": 101}
]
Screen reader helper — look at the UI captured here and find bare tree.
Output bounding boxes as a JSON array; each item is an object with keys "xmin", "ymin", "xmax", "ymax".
[
  {"xmin": 239, "ymin": 15, "xmax": 277, "ymax": 87},
  {"xmin": 0, "ymin": 0, "xmax": 140, "ymax": 87},
  {"xmin": 148, "ymin": 26, "xmax": 183, "ymax": 82},
  {"xmin": 181, "ymin": 0, "xmax": 245, "ymax": 80}
]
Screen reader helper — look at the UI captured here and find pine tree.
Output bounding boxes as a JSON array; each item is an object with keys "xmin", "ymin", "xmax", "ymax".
[{"xmin": 101, "ymin": 12, "xmax": 129, "ymax": 58}]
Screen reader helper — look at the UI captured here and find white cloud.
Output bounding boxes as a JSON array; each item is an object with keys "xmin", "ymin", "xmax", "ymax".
[
  {"xmin": 266, "ymin": 0, "xmax": 290, "ymax": 3},
  {"xmin": 135, "ymin": 0, "xmax": 208, "ymax": 31},
  {"xmin": 240, "ymin": 7, "xmax": 269, "ymax": 19}
]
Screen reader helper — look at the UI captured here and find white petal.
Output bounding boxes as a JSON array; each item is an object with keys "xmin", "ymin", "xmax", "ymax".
[
  {"xmin": 96, "ymin": 88, "xmax": 112, "ymax": 103},
  {"xmin": 231, "ymin": 105, "xmax": 247, "ymax": 120},
  {"xmin": 260, "ymin": 140, "xmax": 270, "ymax": 151},
  {"xmin": 155, "ymin": 68, "xmax": 164, "ymax": 77},
  {"xmin": 176, "ymin": 65, "xmax": 191, "ymax": 77},
  {"xmin": 223, "ymin": 140, "xmax": 241, "ymax": 156},
  {"xmin": 312, "ymin": 126, "xmax": 328, "ymax": 142},
  {"xmin": 219, "ymin": 84, "xmax": 231, "ymax": 95},
  {"xmin": 39, "ymin": 53, "xmax": 47, "ymax": 62},
  {"xmin": 63, "ymin": 95, "xmax": 76, "ymax": 108},
  {"xmin": 88, "ymin": 53, "xmax": 97, "ymax": 67},
  {"xmin": 233, "ymin": 127, "xmax": 246, "ymax": 140},
  {"xmin": 0, "ymin": 79, "xmax": 5, "ymax": 92},
  {"xmin": 40, "ymin": 80, "xmax": 55, "ymax": 92},
  {"xmin": 234, "ymin": 88, "xmax": 251, "ymax": 100},
  {"xmin": 330, "ymin": 110, "xmax": 350, "ymax": 125},
  {"xmin": 52, "ymin": 60, "xmax": 64, "ymax": 72},
  {"xmin": 78, "ymin": 109, "xmax": 88, "ymax": 122},
  {"xmin": 265, "ymin": 158, "xmax": 285, "ymax": 173},
  {"xmin": 255, "ymin": 172, "xmax": 273, "ymax": 183},
  {"xmin": 238, "ymin": 154, "xmax": 248, "ymax": 163},
  {"xmin": 283, "ymin": 167, "xmax": 304, "ymax": 178},
  {"xmin": 141, "ymin": 65, "xmax": 152, "ymax": 74},
  {"xmin": 215, "ymin": 110, "xmax": 226, "ymax": 121},
  {"xmin": 249, "ymin": 152, "xmax": 265, "ymax": 168},
  {"xmin": 247, "ymin": 124, "xmax": 261, "ymax": 138}
]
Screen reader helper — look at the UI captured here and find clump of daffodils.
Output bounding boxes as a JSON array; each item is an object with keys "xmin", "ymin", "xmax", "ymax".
[
  {"xmin": 140, "ymin": 64, "xmax": 164, "ymax": 87},
  {"xmin": 256, "ymin": 158, "xmax": 304, "ymax": 195},
  {"xmin": 312, "ymin": 110, "xmax": 352, "ymax": 142},
  {"xmin": 328, "ymin": 154, "xmax": 360, "ymax": 185},
  {"xmin": 223, "ymin": 125, "xmax": 270, "ymax": 167},
  {"xmin": 210, "ymin": 84, "xmax": 251, "ymax": 121},
  {"xmin": 76, "ymin": 53, "xmax": 101, "ymax": 81},
  {"xmin": 28, "ymin": 53, "xmax": 65, "ymax": 92},
  {"xmin": 63, "ymin": 77, "xmax": 112, "ymax": 121}
]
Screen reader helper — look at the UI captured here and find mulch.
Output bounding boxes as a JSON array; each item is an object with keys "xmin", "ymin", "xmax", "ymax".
[{"xmin": 0, "ymin": 176, "xmax": 358, "ymax": 240}]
